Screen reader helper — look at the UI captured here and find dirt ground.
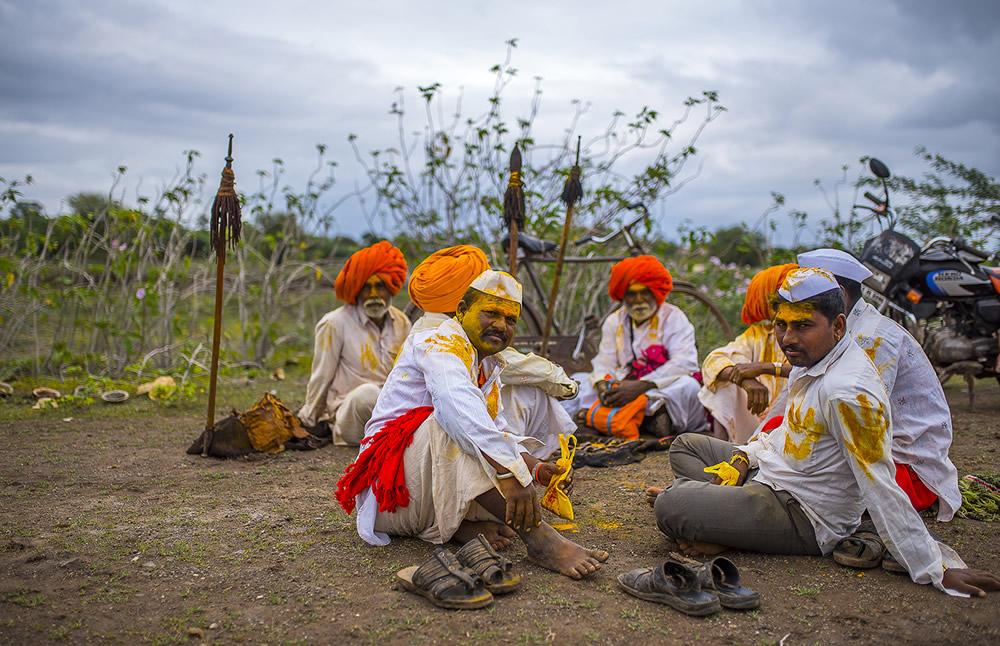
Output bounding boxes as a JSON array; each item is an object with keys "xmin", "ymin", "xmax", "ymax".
[{"xmin": 1, "ymin": 377, "xmax": 999, "ymax": 646}]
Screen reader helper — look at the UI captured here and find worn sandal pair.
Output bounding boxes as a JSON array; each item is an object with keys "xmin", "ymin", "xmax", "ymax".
[
  {"xmin": 396, "ymin": 534, "xmax": 520, "ymax": 610},
  {"xmin": 832, "ymin": 519, "xmax": 885, "ymax": 569},
  {"xmin": 617, "ymin": 557, "xmax": 760, "ymax": 616}
]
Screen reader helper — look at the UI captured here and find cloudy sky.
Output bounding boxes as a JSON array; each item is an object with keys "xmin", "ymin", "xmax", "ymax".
[{"xmin": 2, "ymin": 0, "xmax": 998, "ymax": 245}]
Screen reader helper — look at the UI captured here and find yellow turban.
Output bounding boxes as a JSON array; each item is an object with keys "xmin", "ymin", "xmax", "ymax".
[{"xmin": 408, "ymin": 245, "xmax": 490, "ymax": 313}]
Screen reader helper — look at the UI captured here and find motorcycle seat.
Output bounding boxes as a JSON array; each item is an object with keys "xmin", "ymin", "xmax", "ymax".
[{"xmin": 501, "ymin": 232, "xmax": 558, "ymax": 255}]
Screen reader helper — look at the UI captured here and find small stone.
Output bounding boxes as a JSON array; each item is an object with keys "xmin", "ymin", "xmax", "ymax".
[
  {"xmin": 187, "ymin": 627, "xmax": 204, "ymax": 638},
  {"xmin": 143, "ymin": 561, "xmax": 156, "ymax": 568},
  {"xmin": 208, "ymin": 623, "xmax": 218, "ymax": 630}
]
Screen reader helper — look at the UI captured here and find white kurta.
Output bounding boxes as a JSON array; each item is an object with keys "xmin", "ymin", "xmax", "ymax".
[
  {"xmin": 411, "ymin": 313, "xmax": 578, "ymax": 458},
  {"xmin": 698, "ymin": 323, "xmax": 787, "ymax": 444},
  {"xmin": 737, "ymin": 337, "xmax": 951, "ymax": 594},
  {"xmin": 568, "ymin": 302, "xmax": 706, "ymax": 433},
  {"xmin": 354, "ymin": 318, "xmax": 538, "ymax": 546},
  {"xmin": 297, "ymin": 304, "xmax": 410, "ymax": 428},
  {"xmin": 846, "ymin": 300, "xmax": 961, "ymax": 522}
]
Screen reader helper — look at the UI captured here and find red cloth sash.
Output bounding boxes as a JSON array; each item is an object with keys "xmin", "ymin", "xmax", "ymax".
[
  {"xmin": 334, "ymin": 406, "xmax": 434, "ymax": 515},
  {"xmin": 894, "ymin": 462, "xmax": 937, "ymax": 511}
]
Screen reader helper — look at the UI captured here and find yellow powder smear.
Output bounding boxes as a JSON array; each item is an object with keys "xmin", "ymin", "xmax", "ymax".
[
  {"xmin": 595, "ymin": 521, "xmax": 622, "ymax": 529},
  {"xmin": 425, "ymin": 333, "xmax": 475, "ymax": 373},
  {"xmin": 864, "ymin": 337, "xmax": 882, "ymax": 363},
  {"xmin": 319, "ymin": 331, "xmax": 332, "ymax": 352},
  {"xmin": 359, "ymin": 342, "xmax": 378, "ymax": 371},
  {"xmin": 837, "ymin": 393, "xmax": 889, "ymax": 481},
  {"xmin": 861, "ymin": 337, "xmax": 895, "ymax": 377},
  {"xmin": 775, "ymin": 302, "xmax": 815, "ymax": 323},
  {"xmin": 486, "ymin": 381, "xmax": 500, "ymax": 419},
  {"xmin": 551, "ymin": 523, "xmax": 578, "ymax": 531},
  {"xmin": 783, "ymin": 400, "xmax": 824, "ymax": 460}
]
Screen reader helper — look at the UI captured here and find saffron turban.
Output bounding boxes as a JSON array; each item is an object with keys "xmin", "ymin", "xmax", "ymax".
[
  {"xmin": 608, "ymin": 256, "xmax": 673, "ymax": 305},
  {"xmin": 741, "ymin": 263, "xmax": 798, "ymax": 325},
  {"xmin": 334, "ymin": 241, "xmax": 407, "ymax": 304},
  {"xmin": 408, "ymin": 245, "xmax": 490, "ymax": 313}
]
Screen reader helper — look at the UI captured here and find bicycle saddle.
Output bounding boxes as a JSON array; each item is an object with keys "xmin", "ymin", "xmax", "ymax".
[{"xmin": 501, "ymin": 232, "xmax": 558, "ymax": 255}]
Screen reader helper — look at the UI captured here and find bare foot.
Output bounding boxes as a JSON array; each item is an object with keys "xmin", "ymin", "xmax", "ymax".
[
  {"xmin": 452, "ymin": 520, "xmax": 516, "ymax": 550},
  {"xmin": 677, "ymin": 538, "xmax": 729, "ymax": 558},
  {"xmin": 645, "ymin": 486, "xmax": 664, "ymax": 508},
  {"xmin": 522, "ymin": 522, "xmax": 609, "ymax": 579}
]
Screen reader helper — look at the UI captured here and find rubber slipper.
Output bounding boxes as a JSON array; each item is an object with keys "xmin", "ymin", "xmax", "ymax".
[
  {"xmin": 396, "ymin": 548, "xmax": 493, "ymax": 610},
  {"xmin": 695, "ymin": 556, "xmax": 760, "ymax": 609},
  {"xmin": 455, "ymin": 534, "xmax": 520, "ymax": 594},
  {"xmin": 617, "ymin": 560, "xmax": 720, "ymax": 616},
  {"xmin": 832, "ymin": 520, "xmax": 884, "ymax": 569}
]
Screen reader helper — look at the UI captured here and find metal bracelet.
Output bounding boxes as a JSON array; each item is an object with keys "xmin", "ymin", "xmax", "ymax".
[{"xmin": 495, "ymin": 470, "xmax": 516, "ymax": 480}]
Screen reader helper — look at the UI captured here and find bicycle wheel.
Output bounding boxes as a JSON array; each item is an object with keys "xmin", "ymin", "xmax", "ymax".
[{"xmin": 668, "ymin": 281, "xmax": 735, "ymax": 362}]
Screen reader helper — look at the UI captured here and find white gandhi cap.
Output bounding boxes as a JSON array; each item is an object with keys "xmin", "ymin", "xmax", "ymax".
[
  {"xmin": 777, "ymin": 267, "xmax": 841, "ymax": 302},
  {"xmin": 797, "ymin": 248, "xmax": 873, "ymax": 283},
  {"xmin": 468, "ymin": 270, "xmax": 523, "ymax": 305}
]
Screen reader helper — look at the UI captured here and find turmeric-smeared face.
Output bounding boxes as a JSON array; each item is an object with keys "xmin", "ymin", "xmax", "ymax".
[
  {"xmin": 623, "ymin": 284, "xmax": 657, "ymax": 324},
  {"xmin": 360, "ymin": 275, "xmax": 391, "ymax": 320},
  {"xmin": 456, "ymin": 292, "xmax": 520, "ymax": 356},
  {"xmin": 773, "ymin": 302, "xmax": 845, "ymax": 368}
]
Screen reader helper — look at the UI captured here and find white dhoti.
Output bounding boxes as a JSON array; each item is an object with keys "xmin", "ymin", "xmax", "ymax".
[
  {"xmin": 501, "ymin": 384, "xmax": 577, "ymax": 459},
  {"xmin": 371, "ymin": 416, "xmax": 500, "ymax": 544},
  {"xmin": 563, "ymin": 372, "xmax": 708, "ymax": 434},
  {"xmin": 697, "ymin": 382, "xmax": 768, "ymax": 445},
  {"xmin": 332, "ymin": 383, "xmax": 382, "ymax": 446}
]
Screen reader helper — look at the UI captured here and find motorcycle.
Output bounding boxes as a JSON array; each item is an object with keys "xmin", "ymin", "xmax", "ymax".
[{"xmin": 857, "ymin": 158, "xmax": 1000, "ymax": 399}]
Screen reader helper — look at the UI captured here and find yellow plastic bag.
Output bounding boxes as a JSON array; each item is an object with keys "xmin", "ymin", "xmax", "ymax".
[
  {"xmin": 541, "ymin": 434, "xmax": 577, "ymax": 520},
  {"xmin": 703, "ymin": 461, "xmax": 741, "ymax": 486}
]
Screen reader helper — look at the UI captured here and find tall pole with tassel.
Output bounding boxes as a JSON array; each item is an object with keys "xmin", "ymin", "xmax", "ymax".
[
  {"xmin": 503, "ymin": 146, "xmax": 525, "ymax": 278},
  {"xmin": 540, "ymin": 137, "xmax": 583, "ymax": 357},
  {"xmin": 202, "ymin": 135, "xmax": 242, "ymax": 456}
]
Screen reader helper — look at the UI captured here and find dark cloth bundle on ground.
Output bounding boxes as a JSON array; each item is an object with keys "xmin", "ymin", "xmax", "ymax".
[
  {"xmin": 570, "ymin": 435, "xmax": 673, "ymax": 468},
  {"xmin": 187, "ymin": 392, "xmax": 330, "ymax": 458}
]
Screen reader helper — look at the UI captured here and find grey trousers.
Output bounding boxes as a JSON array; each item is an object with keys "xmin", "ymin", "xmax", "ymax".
[{"xmin": 654, "ymin": 434, "xmax": 822, "ymax": 556}]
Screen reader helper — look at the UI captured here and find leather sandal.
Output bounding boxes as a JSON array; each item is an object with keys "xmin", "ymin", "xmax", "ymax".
[
  {"xmin": 695, "ymin": 556, "xmax": 760, "ymax": 609},
  {"xmin": 617, "ymin": 560, "xmax": 720, "ymax": 616},
  {"xmin": 396, "ymin": 548, "xmax": 493, "ymax": 609},
  {"xmin": 832, "ymin": 519, "xmax": 884, "ymax": 569},
  {"xmin": 455, "ymin": 534, "xmax": 520, "ymax": 594}
]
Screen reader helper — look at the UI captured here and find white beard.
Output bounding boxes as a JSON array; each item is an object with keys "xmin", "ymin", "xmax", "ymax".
[
  {"xmin": 363, "ymin": 298, "xmax": 389, "ymax": 320},
  {"xmin": 626, "ymin": 301, "xmax": 654, "ymax": 324}
]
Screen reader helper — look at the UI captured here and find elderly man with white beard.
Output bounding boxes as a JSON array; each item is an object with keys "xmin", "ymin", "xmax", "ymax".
[{"xmin": 297, "ymin": 241, "xmax": 411, "ymax": 446}]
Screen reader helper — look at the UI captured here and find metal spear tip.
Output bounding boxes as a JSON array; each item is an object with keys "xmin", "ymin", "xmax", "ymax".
[
  {"xmin": 225, "ymin": 134, "xmax": 234, "ymax": 167},
  {"xmin": 510, "ymin": 145, "xmax": 521, "ymax": 172}
]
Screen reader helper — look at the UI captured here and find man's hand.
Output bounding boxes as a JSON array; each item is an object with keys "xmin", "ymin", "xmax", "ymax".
[
  {"xmin": 731, "ymin": 362, "xmax": 771, "ymax": 384},
  {"xmin": 602, "ymin": 379, "xmax": 654, "ymax": 407},
  {"xmin": 942, "ymin": 568, "xmax": 1000, "ymax": 597},
  {"xmin": 741, "ymin": 378, "xmax": 771, "ymax": 416},
  {"xmin": 496, "ymin": 476, "xmax": 541, "ymax": 531},
  {"xmin": 535, "ymin": 462, "xmax": 574, "ymax": 496},
  {"xmin": 709, "ymin": 451, "xmax": 750, "ymax": 486}
]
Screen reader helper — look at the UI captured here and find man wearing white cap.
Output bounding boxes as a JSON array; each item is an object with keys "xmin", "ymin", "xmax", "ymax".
[
  {"xmin": 646, "ymin": 268, "xmax": 998, "ymax": 597},
  {"xmin": 336, "ymin": 270, "xmax": 609, "ymax": 581}
]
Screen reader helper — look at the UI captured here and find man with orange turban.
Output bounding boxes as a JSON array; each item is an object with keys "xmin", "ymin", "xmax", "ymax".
[
  {"xmin": 298, "ymin": 241, "xmax": 411, "ymax": 446},
  {"xmin": 569, "ymin": 255, "xmax": 706, "ymax": 437},
  {"xmin": 407, "ymin": 245, "xmax": 578, "ymax": 458},
  {"xmin": 698, "ymin": 263, "xmax": 796, "ymax": 444}
]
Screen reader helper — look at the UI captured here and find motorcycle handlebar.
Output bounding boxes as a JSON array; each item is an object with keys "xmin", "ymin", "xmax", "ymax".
[{"xmin": 952, "ymin": 237, "xmax": 989, "ymax": 259}]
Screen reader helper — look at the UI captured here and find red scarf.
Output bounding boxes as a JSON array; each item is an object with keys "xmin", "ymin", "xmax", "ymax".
[{"xmin": 334, "ymin": 406, "xmax": 434, "ymax": 515}]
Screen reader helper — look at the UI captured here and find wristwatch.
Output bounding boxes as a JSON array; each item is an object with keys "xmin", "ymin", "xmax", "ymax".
[{"xmin": 773, "ymin": 361, "xmax": 783, "ymax": 377}]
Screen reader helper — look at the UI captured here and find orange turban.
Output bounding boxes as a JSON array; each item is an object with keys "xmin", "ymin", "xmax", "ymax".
[
  {"xmin": 608, "ymin": 256, "xmax": 673, "ymax": 305},
  {"xmin": 408, "ymin": 245, "xmax": 490, "ymax": 313},
  {"xmin": 741, "ymin": 263, "xmax": 798, "ymax": 324},
  {"xmin": 334, "ymin": 241, "xmax": 407, "ymax": 304}
]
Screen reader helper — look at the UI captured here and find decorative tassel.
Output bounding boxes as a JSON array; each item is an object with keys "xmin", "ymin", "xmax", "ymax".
[
  {"xmin": 210, "ymin": 134, "xmax": 242, "ymax": 258},
  {"xmin": 502, "ymin": 146, "xmax": 526, "ymax": 230},
  {"xmin": 561, "ymin": 137, "xmax": 583, "ymax": 207}
]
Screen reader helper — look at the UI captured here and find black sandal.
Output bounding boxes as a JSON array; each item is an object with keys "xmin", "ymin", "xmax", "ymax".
[
  {"xmin": 695, "ymin": 557, "xmax": 760, "ymax": 609},
  {"xmin": 455, "ymin": 534, "xmax": 520, "ymax": 594},
  {"xmin": 832, "ymin": 520, "xmax": 884, "ymax": 569},
  {"xmin": 396, "ymin": 548, "xmax": 493, "ymax": 609},
  {"xmin": 617, "ymin": 560, "xmax": 720, "ymax": 616}
]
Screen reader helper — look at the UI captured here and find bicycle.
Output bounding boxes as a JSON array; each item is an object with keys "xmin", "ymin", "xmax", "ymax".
[{"xmin": 502, "ymin": 203, "xmax": 734, "ymax": 374}]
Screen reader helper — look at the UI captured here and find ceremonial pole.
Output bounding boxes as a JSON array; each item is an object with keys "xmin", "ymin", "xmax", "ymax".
[
  {"xmin": 503, "ymin": 146, "xmax": 525, "ymax": 278},
  {"xmin": 540, "ymin": 137, "xmax": 582, "ymax": 356},
  {"xmin": 202, "ymin": 135, "xmax": 242, "ymax": 456}
]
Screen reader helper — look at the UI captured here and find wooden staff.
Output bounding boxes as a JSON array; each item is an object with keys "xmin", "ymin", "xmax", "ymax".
[
  {"xmin": 202, "ymin": 135, "xmax": 242, "ymax": 456},
  {"xmin": 503, "ymin": 146, "xmax": 525, "ymax": 278},
  {"xmin": 540, "ymin": 137, "xmax": 583, "ymax": 356}
]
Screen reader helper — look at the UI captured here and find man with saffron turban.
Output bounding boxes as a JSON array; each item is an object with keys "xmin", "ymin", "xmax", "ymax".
[
  {"xmin": 408, "ymin": 245, "xmax": 578, "ymax": 458},
  {"xmin": 297, "ymin": 240, "xmax": 411, "ymax": 446},
  {"xmin": 697, "ymin": 263, "xmax": 797, "ymax": 444},
  {"xmin": 569, "ymin": 255, "xmax": 706, "ymax": 437},
  {"xmin": 336, "ymin": 270, "xmax": 609, "ymax": 579}
]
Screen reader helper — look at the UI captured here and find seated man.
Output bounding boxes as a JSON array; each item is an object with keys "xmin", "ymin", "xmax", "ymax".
[
  {"xmin": 407, "ymin": 245, "xmax": 578, "ymax": 458},
  {"xmin": 698, "ymin": 263, "xmax": 796, "ymax": 444},
  {"xmin": 297, "ymin": 241, "xmax": 411, "ymax": 446},
  {"xmin": 336, "ymin": 270, "xmax": 608, "ymax": 579},
  {"xmin": 646, "ymin": 268, "xmax": 998, "ymax": 597},
  {"xmin": 797, "ymin": 248, "xmax": 961, "ymax": 520},
  {"xmin": 569, "ymin": 255, "xmax": 706, "ymax": 436}
]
